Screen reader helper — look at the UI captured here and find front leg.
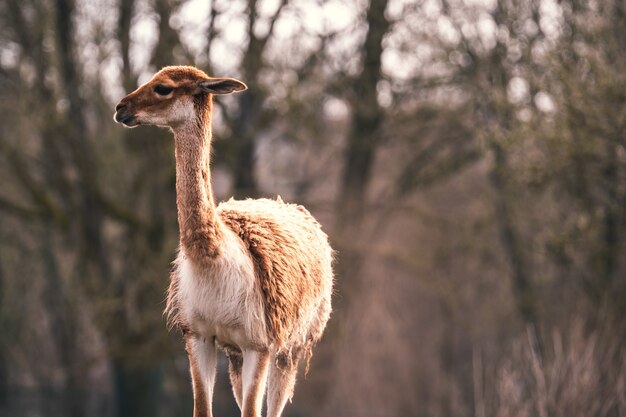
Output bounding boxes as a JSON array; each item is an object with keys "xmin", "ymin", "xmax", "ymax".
[
  {"xmin": 186, "ymin": 335, "xmax": 217, "ymax": 417},
  {"xmin": 241, "ymin": 349, "xmax": 270, "ymax": 417}
]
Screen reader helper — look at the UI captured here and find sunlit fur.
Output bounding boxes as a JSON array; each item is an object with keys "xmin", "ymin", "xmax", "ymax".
[{"xmin": 114, "ymin": 66, "xmax": 334, "ymax": 417}]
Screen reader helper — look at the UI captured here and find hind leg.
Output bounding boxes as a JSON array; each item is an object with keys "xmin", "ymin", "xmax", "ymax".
[
  {"xmin": 241, "ymin": 349, "xmax": 270, "ymax": 417},
  {"xmin": 225, "ymin": 347, "xmax": 243, "ymax": 410},
  {"xmin": 266, "ymin": 350, "xmax": 302, "ymax": 417}
]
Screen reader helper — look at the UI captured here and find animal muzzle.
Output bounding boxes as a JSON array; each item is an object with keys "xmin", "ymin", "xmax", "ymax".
[{"xmin": 113, "ymin": 102, "xmax": 138, "ymax": 126}]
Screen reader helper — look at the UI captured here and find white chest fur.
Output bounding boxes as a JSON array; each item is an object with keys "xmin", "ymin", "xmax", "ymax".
[{"xmin": 175, "ymin": 228, "xmax": 268, "ymax": 348}]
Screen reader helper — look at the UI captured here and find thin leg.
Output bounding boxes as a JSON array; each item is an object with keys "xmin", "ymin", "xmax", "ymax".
[
  {"xmin": 186, "ymin": 336, "xmax": 217, "ymax": 417},
  {"xmin": 266, "ymin": 351, "xmax": 301, "ymax": 417},
  {"xmin": 226, "ymin": 347, "xmax": 243, "ymax": 409},
  {"xmin": 241, "ymin": 349, "xmax": 270, "ymax": 417}
]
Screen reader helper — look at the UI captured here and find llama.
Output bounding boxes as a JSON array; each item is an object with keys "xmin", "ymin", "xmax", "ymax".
[{"xmin": 113, "ymin": 66, "xmax": 333, "ymax": 417}]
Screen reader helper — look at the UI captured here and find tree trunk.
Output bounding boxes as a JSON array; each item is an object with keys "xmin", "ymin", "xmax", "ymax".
[
  {"xmin": 118, "ymin": 0, "xmax": 136, "ymax": 92},
  {"xmin": 0, "ymin": 260, "xmax": 6, "ymax": 407},
  {"xmin": 337, "ymin": 0, "xmax": 390, "ymax": 226},
  {"xmin": 232, "ymin": 89, "xmax": 262, "ymax": 197},
  {"xmin": 490, "ymin": 142, "xmax": 538, "ymax": 329},
  {"xmin": 54, "ymin": 0, "xmax": 110, "ymax": 279},
  {"xmin": 333, "ymin": 0, "xmax": 391, "ymax": 302}
]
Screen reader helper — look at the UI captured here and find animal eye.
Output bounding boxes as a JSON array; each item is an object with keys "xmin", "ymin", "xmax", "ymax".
[{"xmin": 154, "ymin": 85, "xmax": 173, "ymax": 96}]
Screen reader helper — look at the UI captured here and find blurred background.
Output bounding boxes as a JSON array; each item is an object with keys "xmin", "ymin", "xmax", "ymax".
[{"xmin": 0, "ymin": 0, "xmax": 625, "ymax": 416}]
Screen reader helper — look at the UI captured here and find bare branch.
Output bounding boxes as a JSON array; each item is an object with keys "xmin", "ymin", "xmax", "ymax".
[
  {"xmin": 205, "ymin": 0, "xmax": 221, "ymax": 74},
  {"xmin": 0, "ymin": 195, "xmax": 43, "ymax": 221},
  {"xmin": 7, "ymin": 149, "xmax": 68, "ymax": 227},
  {"xmin": 257, "ymin": 0, "xmax": 289, "ymax": 52}
]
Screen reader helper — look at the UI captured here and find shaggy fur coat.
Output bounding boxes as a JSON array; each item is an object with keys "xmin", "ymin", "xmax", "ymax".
[{"xmin": 167, "ymin": 197, "xmax": 333, "ymax": 358}]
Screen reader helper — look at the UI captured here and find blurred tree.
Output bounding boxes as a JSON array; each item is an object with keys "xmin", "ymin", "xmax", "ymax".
[
  {"xmin": 214, "ymin": 0, "xmax": 291, "ymax": 197},
  {"xmin": 0, "ymin": 260, "xmax": 6, "ymax": 407},
  {"xmin": 337, "ymin": 0, "xmax": 390, "ymax": 224},
  {"xmin": 0, "ymin": 0, "xmax": 625, "ymax": 416},
  {"xmin": 0, "ymin": 0, "xmax": 180, "ymax": 414},
  {"xmin": 548, "ymin": 0, "xmax": 626, "ymax": 322},
  {"xmin": 117, "ymin": 0, "xmax": 136, "ymax": 92}
]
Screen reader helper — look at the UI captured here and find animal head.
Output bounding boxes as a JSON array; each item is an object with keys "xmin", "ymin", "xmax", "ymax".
[{"xmin": 114, "ymin": 65, "xmax": 247, "ymax": 129}]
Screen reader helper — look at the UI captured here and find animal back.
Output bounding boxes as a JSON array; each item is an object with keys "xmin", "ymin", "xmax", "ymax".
[{"xmin": 218, "ymin": 198, "xmax": 331, "ymax": 349}]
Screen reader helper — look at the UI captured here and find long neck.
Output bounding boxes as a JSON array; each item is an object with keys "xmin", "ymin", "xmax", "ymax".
[{"xmin": 173, "ymin": 96, "xmax": 222, "ymax": 262}]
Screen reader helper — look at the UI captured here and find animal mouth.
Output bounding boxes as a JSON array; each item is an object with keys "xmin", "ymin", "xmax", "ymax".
[{"xmin": 115, "ymin": 112, "xmax": 139, "ymax": 127}]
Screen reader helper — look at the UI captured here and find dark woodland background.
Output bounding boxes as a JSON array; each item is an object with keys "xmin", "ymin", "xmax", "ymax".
[{"xmin": 0, "ymin": 0, "xmax": 625, "ymax": 416}]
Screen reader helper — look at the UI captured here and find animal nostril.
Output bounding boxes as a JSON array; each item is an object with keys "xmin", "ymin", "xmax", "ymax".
[{"xmin": 115, "ymin": 102, "xmax": 127, "ymax": 111}]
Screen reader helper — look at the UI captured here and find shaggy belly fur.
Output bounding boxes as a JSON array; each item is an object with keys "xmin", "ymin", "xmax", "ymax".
[
  {"xmin": 167, "ymin": 198, "xmax": 333, "ymax": 353},
  {"xmin": 173, "ymin": 229, "xmax": 269, "ymax": 348}
]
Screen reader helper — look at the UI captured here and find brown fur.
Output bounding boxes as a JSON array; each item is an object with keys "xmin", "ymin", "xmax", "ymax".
[
  {"xmin": 116, "ymin": 66, "xmax": 228, "ymax": 263},
  {"xmin": 243, "ymin": 351, "xmax": 270, "ymax": 417},
  {"xmin": 173, "ymin": 117, "xmax": 223, "ymax": 262},
  {"xmin": 115, "ymin": 66, "xmax": 334, "ymax": 417},
  {"xmin": 219, "ymin": 198, "xmax": 330, "ymax": 351},
  {"xmin": 166, "ymin": 197, "xmax": 334, "ymax": 355},
  {"xmin": 186, "ymin": 337, "xmax": 210, "ymax": 417},
  {"xmin": 116, "ymin": 66, "xmax": 215, "ymax": 124}
]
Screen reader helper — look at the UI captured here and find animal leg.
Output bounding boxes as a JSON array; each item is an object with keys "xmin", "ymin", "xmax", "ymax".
[
  {"xmin": 186, "ymin": 336, "xmax": 217, "ymax": 417},
  {"xmin": 266, "ymin": 350, "xmax": 301, "ymax": 417},
  {"xmin": 241, "ymin": 349, "xmax": 270, "ymax": 417},
  {"xmin": 225, "ymin": 347, "xmax": 244, "ymax": 410}
]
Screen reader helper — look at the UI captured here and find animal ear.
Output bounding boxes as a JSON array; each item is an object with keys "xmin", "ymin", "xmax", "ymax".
[{"xmin": 198, "ymin": 78, "xmax": 247, "ymax": 95}]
